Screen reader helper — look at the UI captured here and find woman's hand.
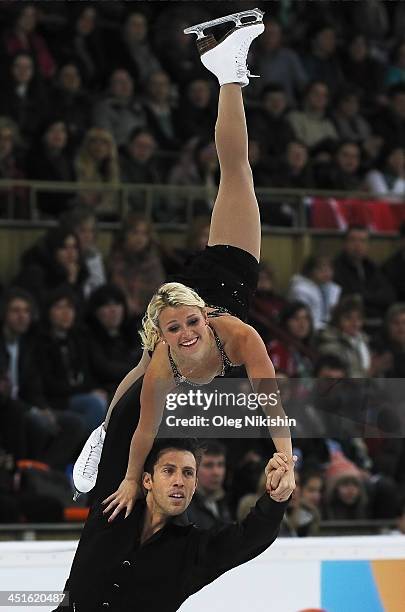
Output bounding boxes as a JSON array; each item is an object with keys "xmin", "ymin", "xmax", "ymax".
[{"xmin": 101, "ymin": 478, "xmax": 142, "ymax": 522}]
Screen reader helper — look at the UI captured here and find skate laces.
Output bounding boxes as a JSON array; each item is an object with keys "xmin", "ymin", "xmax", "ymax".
[
  {"xmin": 80, "ymin": 434, "xmax": 103, "ymax": 479},
  {"xmin": 235, "ymin": 30, "xmax": 259, "ymax": 79}
]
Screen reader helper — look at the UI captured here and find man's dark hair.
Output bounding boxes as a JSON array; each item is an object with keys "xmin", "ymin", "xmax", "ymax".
[
  {"xmin": 261, "ymin": 82, "xmax": 286, "ymax": 97},
  {"xmin": 59, "ymin": 205, "xmax": 96, "ymax": 232},
  {"xmin": 314, "ymin": 354, "xmax": 348, "ymax": 377},
  {"xmin": 144, "ymin": 438, "xmax": 201, "ymax": 475},
  {"xmin": 0, "ymin": 287, "xmax": 37, "ymax": 323},
  {"xmin": 330, "ymin": 295, "xmax": 364, "ymax": 327},
  {"xmin": 301, "ymin": 254, "xmax": 331, "ymax": 278},
  {"xmin": 199, "ymin": 439, "xmax": 226, "ymax": 457}
]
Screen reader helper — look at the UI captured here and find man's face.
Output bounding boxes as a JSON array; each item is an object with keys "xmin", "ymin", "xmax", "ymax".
[
  {"xmin": 4, "ymin": 298, "xmax": 32, "ymax": 336},
  {"xmin": 143, "ymin": 450, "xmax": 197, "ymax": 516},
  {"xmin": 96, "ymin": 302, "xmax": 124, "ymax": 331},
  {"xmin": 388, "ymin": 312, "xmax": 405, "ymax": 345},
  {"xmin": 307, "ymin": 83, "xmax": 329, "ymax": 113},
  {"xmin": 110, "ymin": 70, "xmax": 133, "ymax": 100},
  {"xmin": 197, "ymin": 453, "xmax": 226, "ymax": 494},
  {"xmin": 49, "ymin": 298, "xmax": 75, "ymax": 332},
  {"xmin": 337, "ymin": 143, "xmax": 360, "ymax": 174},
  {"xmin": 263, "ymin": 91, "xmax": 286, "ymax": 116},
  {"xmin": 344, "ymin": 229, "xmax": 368, "ymax": 259}
]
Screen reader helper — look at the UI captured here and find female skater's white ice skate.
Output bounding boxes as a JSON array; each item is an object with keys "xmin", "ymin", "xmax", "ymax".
[
  {"xmin": 72, "ymin": 422, "xmax": 105, "ymax": 498},
  {"xmin": 184, "ymin": 8, "xmax": 265, "ymax": 87}
]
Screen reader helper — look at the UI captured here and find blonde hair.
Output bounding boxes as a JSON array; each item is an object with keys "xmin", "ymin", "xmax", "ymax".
[
  {"xmin": 139, "ymin": 282, "xmax": 205, "ymax": 351},
  {"xmin": 75, "ymin": 127, "xmax": 120, "ymax": 184}
]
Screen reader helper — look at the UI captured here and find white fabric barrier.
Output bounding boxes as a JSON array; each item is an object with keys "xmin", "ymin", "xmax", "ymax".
[{"xmin": 0, "ymin": 536, "xmax": 404, "ymax": 611}]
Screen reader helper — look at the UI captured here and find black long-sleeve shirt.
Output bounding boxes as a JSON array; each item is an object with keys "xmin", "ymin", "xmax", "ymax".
[{"xmin": 56, "ymin": 494, "xmax": 287, "ymax": 612}]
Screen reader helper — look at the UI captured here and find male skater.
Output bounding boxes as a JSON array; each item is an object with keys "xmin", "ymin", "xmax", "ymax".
[{"xmin": 55, "ymin": 438, "xmax": 289, "ymax": 611}]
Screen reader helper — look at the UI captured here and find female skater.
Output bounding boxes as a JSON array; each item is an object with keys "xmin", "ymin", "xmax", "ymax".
[{"xmin": 73, "ymin": 8, "xmax": 295, "ymax": 524}]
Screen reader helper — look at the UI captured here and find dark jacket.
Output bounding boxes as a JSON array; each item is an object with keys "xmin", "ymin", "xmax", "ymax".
[
  {"xmin": 15, "ymin": 236, "xmax": 88, "ymax": 307},
  {"xmin": 0, "ymin": 331, "xmax": 46, "ymax": 409},
  {"xmin": 187, "ymin": 489, "xmax": 233, "ymax": 529},
  {"xmin": 333, "ymin": 251, "xmax": 396, "ymax": 320},
  {"xmin": 87, "ymin": 321, "xmax": 141, "ymax": 395},
  {"xmin": 381, "ymin": 249, "xmax": 405, "ymax": 302},
  {"xmin": 371, "ymin": 106, "xmax": 405, "ymax": 150},
  {"xmin": 27, "ymin": 145, "xmax": 75, "ymax": 215},
  {"xmin": 248, "ymin": 109, "xmax": 296, "ymax": 157},
  {"xmin": 36, "ymin": 327, "xmax": 95, "ymax": 410},
  {"xmin": 55, "ymin": 494, "xmax": 287, "ymax": 612}
]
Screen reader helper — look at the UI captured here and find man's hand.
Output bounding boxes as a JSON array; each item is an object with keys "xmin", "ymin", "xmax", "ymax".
[{"xmin": 102, "ymin": 478, "xmax": 142, "ymax": 522}]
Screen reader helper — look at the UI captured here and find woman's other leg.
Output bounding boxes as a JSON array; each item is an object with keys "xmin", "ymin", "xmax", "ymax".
[{"xmin": 208, "ymin": 84, "xmax": 261, "ymax": 262}]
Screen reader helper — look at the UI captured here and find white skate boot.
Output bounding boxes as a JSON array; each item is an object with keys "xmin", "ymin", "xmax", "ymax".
[
  {"xmin": 184, "ymin": 8, "xmax": 265, "ymax": 87},
  {"xmin": 72, "ymin": 422, "xmax": 106, "ymax": 499}
]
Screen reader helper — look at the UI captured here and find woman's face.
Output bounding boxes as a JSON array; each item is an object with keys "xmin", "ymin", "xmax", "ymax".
[
  {"xmin": 17, "ymin": 5, "xmax": 37, "ymax": 33},
  {"xmin": 257, "ymin": 269, "xmax": 273, "ymax": 291},
  {"xmin": 336, "ymin": 478, "xmax": 360, "ymax": 505},
  {"xmin": 55, "ymin": 235, "xmax": 79, "ymax": 267},
  {"xmin": 312, "ymin": 260, "xmax": 333, "ymax": 284},
  {"xmin": 125, "ymin": 13, "xmax": 147, "ymax": 42},
  {"xmin": 12, "ymin": 54, "xmax": 33, "ymax": 84},
  {"xmin": 125, "ymin": 222, "xmax": 150, "ymax": 252},
  {"xmin": 60, "ymin": 64, "xmax": 81, "ymax": 92},
  {"xmin": 75, "ymin": 219, "xmax": 96, "ymax": 252},
  {"xmin": 188, "ymin": 80, "xmax": 211, "ymax": 108},
  {"xmin": 77, "ymin": 7, "xmax": 96, "ymax": 36},
  {"xmin": 45, "ymin": 122, "xmax": 67, "ymax": 150},
  {"xmin": 388, "ymin": 312, "xmax": 405, "ymax": 345},
  {"xmin": 49, "ymin": 298, "xmax": 75, "ymax": 331},
  {"xmin": 287, "ymin": 308, "xmax": 311, "ymax": 339},
  {"xmin": 96, "ymin": 302, "xmax": 124, "ymax": 331},
  {"xmin": 287, "ymin": 142, "xmax": 308, "ymax": 171},
  {"xmin": 159, "ymin": 305, "xmax": 209, "ymax": 358},
  {"xmin": 301, "ymin": 476, "xmax": 322, "ymax": 507},
  {"xmin": 339, "ymin": 310, "xmax": 363, "ymax": 337},
  {"xmin": 88, "ymin": 133, "xmax": 111, "ymax": 161}
]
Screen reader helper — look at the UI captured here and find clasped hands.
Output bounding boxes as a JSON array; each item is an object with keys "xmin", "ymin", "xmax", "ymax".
[{"xmin": 265, "ymin": 453, "xmax": 297, "ymax": 503}]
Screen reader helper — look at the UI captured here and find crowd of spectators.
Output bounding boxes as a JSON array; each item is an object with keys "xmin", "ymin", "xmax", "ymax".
[
  {"xmin": 0, "ymin": 2, "xmax": 405, "ymax": 221},
  {"xmin": 1, "ymin": 2, "xmax": 405, "ymax": 533},
  {"xmin": 0, "ymin": 212, "xmax": 404, "ymax": 531}
]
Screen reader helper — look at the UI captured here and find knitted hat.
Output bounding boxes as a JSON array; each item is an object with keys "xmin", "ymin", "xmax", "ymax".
[{"xmin": 325, "ymin": 449, "xmax": 362, "ymax": 495}]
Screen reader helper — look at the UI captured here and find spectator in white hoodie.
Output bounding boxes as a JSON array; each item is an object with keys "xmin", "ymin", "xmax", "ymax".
[{"xmin": 288, "ymin": 255, "xmax": 341, "ymax": 330}]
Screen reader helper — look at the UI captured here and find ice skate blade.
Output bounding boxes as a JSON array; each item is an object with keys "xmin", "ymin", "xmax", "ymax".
[
  {"xmin": 184, "ymin": 8, "xmax": 264, "ymax": 39},
  {"xmin": 73, "ymin": 489, "xmax": 82, "ymax": 502}
]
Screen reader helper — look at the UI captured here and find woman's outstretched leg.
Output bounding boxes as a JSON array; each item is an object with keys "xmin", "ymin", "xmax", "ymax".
[{"xmin": 208, "ymin": 84, "xmax": 261, "ymax": 261}]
